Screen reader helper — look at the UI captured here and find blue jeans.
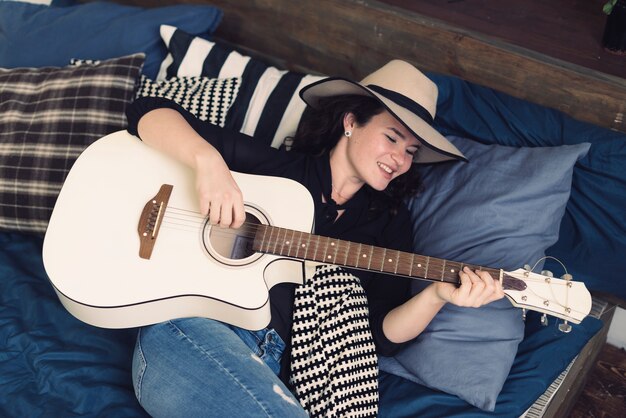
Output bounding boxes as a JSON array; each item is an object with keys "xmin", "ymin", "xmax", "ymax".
[{"xmin": 132, "ymin": 317, "xmax": 308, "ymax": 417}]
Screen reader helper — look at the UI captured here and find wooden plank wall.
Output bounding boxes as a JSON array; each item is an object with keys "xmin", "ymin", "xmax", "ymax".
[{"xmin": 124, "ymin": 0, "xmax": 626, "ymax": 133}]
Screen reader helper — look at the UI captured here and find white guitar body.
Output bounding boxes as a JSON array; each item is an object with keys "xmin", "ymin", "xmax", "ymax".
[{"xmin": 43, "ymin": 130, "xmax": 314, "ymax": 330}]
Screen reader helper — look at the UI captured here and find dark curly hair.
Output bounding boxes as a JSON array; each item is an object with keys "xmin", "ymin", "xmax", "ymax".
[{"xmin": 284, "ymin": 94, "xmax": 423, "ymax": 214}]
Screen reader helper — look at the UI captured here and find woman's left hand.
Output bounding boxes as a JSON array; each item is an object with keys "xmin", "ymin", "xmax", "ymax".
[{"xmin": 434, "ymin": 266, "xmax": 505, "ymax": 308}]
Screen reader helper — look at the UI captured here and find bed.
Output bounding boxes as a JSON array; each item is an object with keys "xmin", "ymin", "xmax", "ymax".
[{"xmin": 1, "ymin": 1, "xmax": 625, "ymax": 417}]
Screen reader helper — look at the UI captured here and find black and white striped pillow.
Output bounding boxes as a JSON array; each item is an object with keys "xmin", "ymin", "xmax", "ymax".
[
  {"xmin": 135, "ymin": 75, "xmax": 241, "ymax": 128},
  {"xmin": 71, "ymin": 58, "xmax": 241, "ymax": 129},
  {"xmin": 157, "ymin": 25, "xmax": 325, "ymax": 148},
  {"xmin": 0, "ymin": 53, "xmax": 144, "ymax": 234}
]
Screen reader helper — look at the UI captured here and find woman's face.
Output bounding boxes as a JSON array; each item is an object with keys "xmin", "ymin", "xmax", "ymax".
[{"xmin": 342, "ymin": 110, "xmax": 420, "ymax": 191}]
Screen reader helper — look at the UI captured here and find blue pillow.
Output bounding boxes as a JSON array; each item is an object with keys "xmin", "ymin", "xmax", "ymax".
[
  {"xmin": 428, "ymin": 72, "xmax": 626, "ymax": 301},
  {"xmin": 0, "ymin": 1, "xmax": 222, "ymax": 79},
  {"xmin": 378, "ymin": 313, "xmax": 603, "ymax": 417},
  {"xmin": 379, "ymin": 137, "xmax": 590, "ymax": 411}
]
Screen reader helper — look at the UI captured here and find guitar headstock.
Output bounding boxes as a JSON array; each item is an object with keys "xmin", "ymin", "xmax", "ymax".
[{"xmin": 502, "ymin": 268, "xmax": 591, "ymax": 324}]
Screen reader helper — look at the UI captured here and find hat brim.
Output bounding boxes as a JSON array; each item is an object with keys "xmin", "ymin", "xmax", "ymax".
[{"xmin": 300, "ymin": 78, "xmax": 467, "ymax": 164}]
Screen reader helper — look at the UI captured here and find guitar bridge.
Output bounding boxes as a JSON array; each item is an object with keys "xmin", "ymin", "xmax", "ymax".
[{"xmin": 137, "ymin": 184, "xmax": 173, "ymax": 259}]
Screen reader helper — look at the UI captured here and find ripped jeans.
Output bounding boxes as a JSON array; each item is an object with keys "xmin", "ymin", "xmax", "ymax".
[{"xmin": 132, "ymin": 318, "xmax": 308, "ymax": 417}]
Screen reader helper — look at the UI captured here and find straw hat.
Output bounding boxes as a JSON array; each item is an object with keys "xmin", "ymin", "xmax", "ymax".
[{"xmin": 299, "ymin": 60, "xmax": 466, "ymax": 163}]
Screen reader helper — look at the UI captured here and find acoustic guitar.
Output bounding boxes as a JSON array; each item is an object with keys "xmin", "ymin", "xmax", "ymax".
[{"xmin": 42, "ymin": 131, "xmax": 592, "ymax": 330}]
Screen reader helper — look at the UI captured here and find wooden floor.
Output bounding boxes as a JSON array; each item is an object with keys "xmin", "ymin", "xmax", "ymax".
[{"xmin": 570, "ymin": 343, "xmax": 626, "ymax": 417}]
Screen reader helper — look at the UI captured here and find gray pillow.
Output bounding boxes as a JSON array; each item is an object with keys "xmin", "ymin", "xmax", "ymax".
[{"xmin": 379, "ymin": 136, "xmax": 590, "ymax": 411}]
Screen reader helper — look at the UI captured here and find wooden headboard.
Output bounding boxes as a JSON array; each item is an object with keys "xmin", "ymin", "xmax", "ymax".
[{"xmin": 120, "ymin": 0, "xmax": 625, "ymax": 133}]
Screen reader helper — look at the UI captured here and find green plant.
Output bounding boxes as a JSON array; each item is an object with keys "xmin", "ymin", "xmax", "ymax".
[{"xmin": 604, "ymin": 0, "xmax": 618, "ymax": 14}]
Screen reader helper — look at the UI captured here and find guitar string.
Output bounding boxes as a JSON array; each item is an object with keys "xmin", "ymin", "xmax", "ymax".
[
  {"xmin": 142, "ymin": 198, "xmax": 586, "ymax": 317},
  {"xmin": 156, "ymin": 208, "xmax": 578, "ymax": 288},
  {"xmin": 157, "ymin": 221, "xmax": 586, "ymax": 316}
]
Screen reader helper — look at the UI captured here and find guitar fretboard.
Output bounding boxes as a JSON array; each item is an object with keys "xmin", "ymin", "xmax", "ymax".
[{"xmin": 252, "ymin": 225, "xmax": 524, "ymax": 290}]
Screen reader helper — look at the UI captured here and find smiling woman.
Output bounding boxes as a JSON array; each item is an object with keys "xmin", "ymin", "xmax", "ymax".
[
  {"xmin": 331, "ymin": 111, "xmax": 419, "ymax": 203},
  {"xmin": 124, "ymin": 59, "xmax": 504, "ymax": 417},
  {"xmin": 1, "ymin": 1, "xmax": 624, "ymax": 417}
]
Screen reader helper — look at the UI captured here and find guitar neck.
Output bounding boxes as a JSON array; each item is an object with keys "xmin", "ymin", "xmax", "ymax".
[{"xmin": 253, "ymin": 225, "xmax": 525, "ymax": 290}]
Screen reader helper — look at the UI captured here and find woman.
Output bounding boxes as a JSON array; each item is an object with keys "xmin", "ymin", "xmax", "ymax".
[{"xmin": 125, "ymin": 60, "xmax": 504, "ymax": 417}]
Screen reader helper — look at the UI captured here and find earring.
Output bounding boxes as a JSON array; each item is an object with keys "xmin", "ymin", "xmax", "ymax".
[{"xmin": 344, "ymin": 131, "xmax": 352, "ymax": 138}]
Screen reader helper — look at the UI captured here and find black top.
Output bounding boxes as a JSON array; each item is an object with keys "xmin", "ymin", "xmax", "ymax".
[{"xmin": 126, "ymin": 97, "xmax": 415, "ymax": 377}]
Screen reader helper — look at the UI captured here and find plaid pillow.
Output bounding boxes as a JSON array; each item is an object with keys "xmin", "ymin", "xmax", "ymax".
[
  {"xmin": 135, "ymin": 75, "xmax": 241, "ymax": 127},
  {"xmin": 0, "ymin": 53, "xmax": 144, "ymax": 234}
]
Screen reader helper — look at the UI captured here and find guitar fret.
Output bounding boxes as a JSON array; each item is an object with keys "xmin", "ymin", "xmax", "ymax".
[
  {"xmin": 270, "ymin": 227, "xmax": 276, "ymax": 253},
  {"xmin": 266, "ymin": 226, "xmax": 273, "ymax": 253},
  {"xmin": 416, "ymin": 256, "xmax": 425, "ymax": 278},
  {"xmin": 269, "ymin": 226, "xmax": 276, "ymax": 254},
  {"xmin": 393, "ymin": 250, "xmax": 399, "ymax": 274},
  {"xmin": 399, "ymin": 252, "xmax": 411, "ymax": 276},
  {"xmin": 400, "ymin": 252, "xmax": 411, "ymax": 276},
  {"xmin": 327, "ymin": 238, "xmax": 333, "ymax": 262},
  {"xmin": 277, "ymin": 228, "xmax": 284, "ymax": 255},
  {"xmin": 281, "ymin": 228, "xmax": 289, "ymax": 256},
  {"xmin": 312, "ymin": 235, "xmax": 319, "ymax": 262},
  {"xmin": 367, "ymin": 245, "xmax": 373, "ymax": 270},
  {"xmin": 280, "ymin": 228, "xmax": 287, "ymax": 255},
  {"xmin": 302, "ymin": 231, "xmax": 309, "ymax": 260},
  {"xmin": 447, "ymin": 261, "xmax": 460, "ymax": 283},
  {"xmin": 381, "ymin": 248, "xmax": 387, "ymax": 272},
  {"xmin": 295, "ymin": 230, "xmax": 301, "ymax": 257},
  {"xmin": 274, "ymin": 227, "xmax": 281, "ymax": 254},
  {"xmin": 261, "ymin": 225, "xmax": 269, "ymax": 252},
  {"xmin": 322, "ymin": 236, "xmax": 330, "ymax": 262},
  {"xmin": 317, "ymin": 236, "xmax": 324, "ymax": 262},
  {"xmin": 344, "ymin": 241, "xmax": 351, "ymax": 267},
  {"xmin": 355, "ymin": 243, "xmax": 363, "ymax": 268},
  {"xmin": 425, "ymin": 257, "xmax": 430, "ymax": 279},
  {"xmin": 287, "ymin": 229, "xmax": 296, "ymax": 257},
  {"xmin": 281, "ymin": 229, "xmax": 287, "ymax": 254}
]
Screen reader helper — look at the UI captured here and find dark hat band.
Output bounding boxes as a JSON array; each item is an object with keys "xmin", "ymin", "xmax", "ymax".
[{"xmin": 366, "ymin": 84, "xmax": 434, "ymax": 125}]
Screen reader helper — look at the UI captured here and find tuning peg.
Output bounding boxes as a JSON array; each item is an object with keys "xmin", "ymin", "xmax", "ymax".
[
  {"xmin": 523, "ymin": 264, "xmax": 532, "ymax": 277},
  {"xmin": 521, "ymin": 308, "xmax": 527, "ymax": 321},
  {"xmin": 541, "ymin": 270, "xmax": 553, "ymax": 277},
  {"xmin": 541, "ymin": 313, "xmax": 548, "ymax": 326},
  {"xmin": 558, "ymin": 320, "xmax": 572, "ymax": 333},
  {"xmin": 561, "ymin": 273, "xmax": 573, "ymax": 281}
]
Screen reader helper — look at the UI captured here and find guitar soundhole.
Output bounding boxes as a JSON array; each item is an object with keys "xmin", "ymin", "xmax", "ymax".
[{"xmin": 203, "ymin": 208, "xmax": 265, "ymax": 265}]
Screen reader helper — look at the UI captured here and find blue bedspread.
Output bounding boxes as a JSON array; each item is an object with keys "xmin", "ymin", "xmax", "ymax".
[
  {"xmin": 0, "ymin": 231, "xmax": 604, "ymax": 417},
  {"xmin": 379, "ymin": 312, "xmax": 602, "ymax": 417},
  {"xmin": 0, "ymin": 232, "xmax": 147, "ymax": 417},
  {"xmin": 1, "ymin": 71, "xmax": 623, "ymax": 417}
]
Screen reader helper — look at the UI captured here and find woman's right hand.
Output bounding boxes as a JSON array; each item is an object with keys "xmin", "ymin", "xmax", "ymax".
[
  {"xmin": 137, "ymin": 107, "xmax": 246, "ymax": 229},
  {"xmin": 194, "ymin": 152, "xmax": 246, "ymax": 229}
]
